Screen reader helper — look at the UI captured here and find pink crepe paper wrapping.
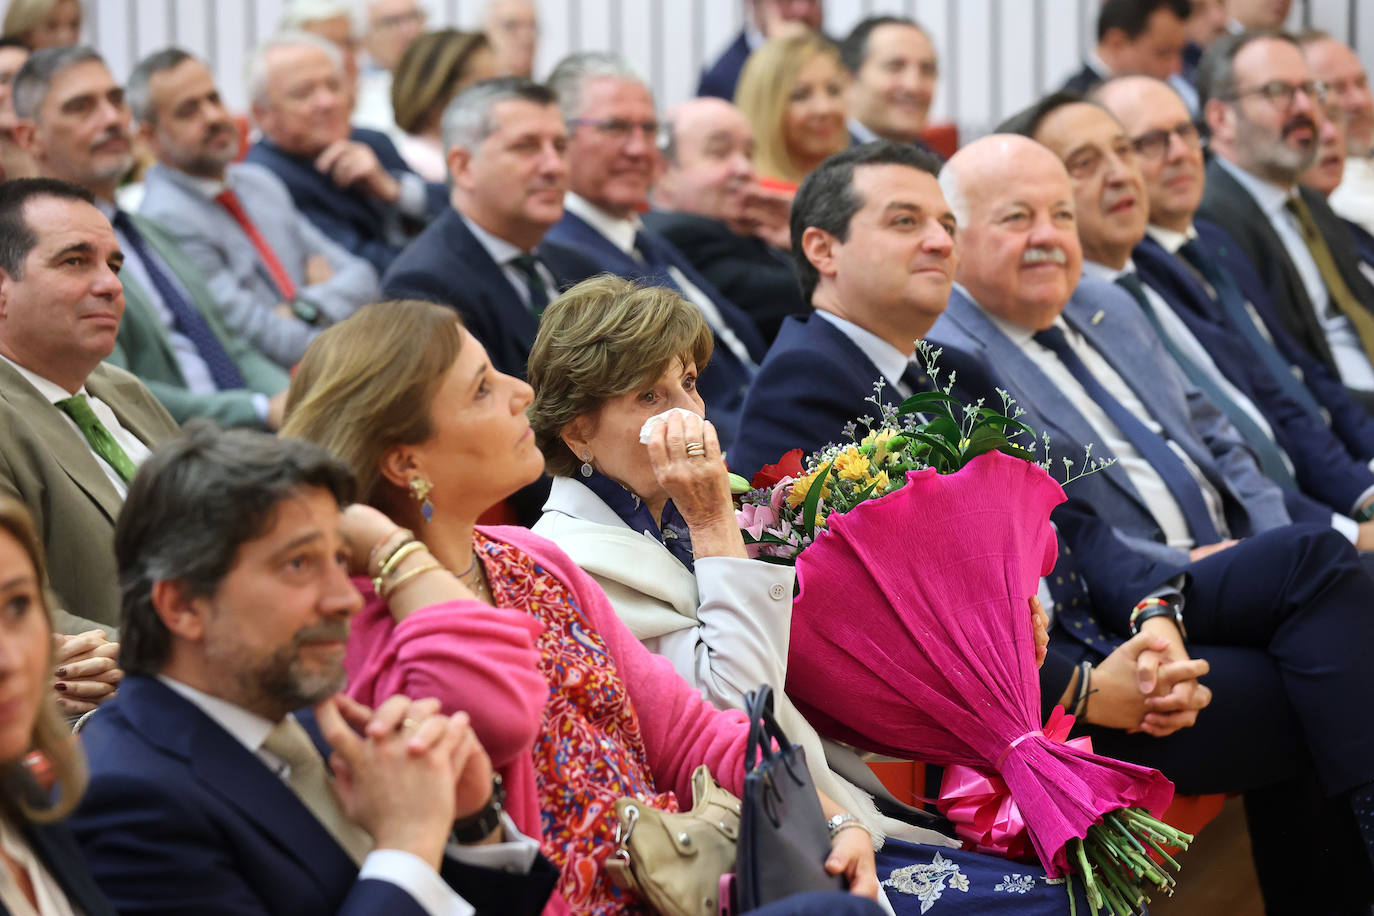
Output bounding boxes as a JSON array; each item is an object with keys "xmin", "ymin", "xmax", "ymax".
[{"xmin": 784, "ymin": 450, "xmax": 1175, "ymax": 876}]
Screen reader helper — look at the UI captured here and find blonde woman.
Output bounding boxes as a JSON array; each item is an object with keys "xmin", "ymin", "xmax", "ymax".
[
  {"xmin": 735, "ymin": 33, "xmax": 849, "ymax": 189},
  {"xmin": 1, "ymin": 0, "xmax": 79, "ymax": 50},
  {"xmin": 391, "ymin": 30, "xmax": 497, "ymax": 181},
  {"xmin": 0, "ymin": 496, "xmax": 114, "ymax": 915}
]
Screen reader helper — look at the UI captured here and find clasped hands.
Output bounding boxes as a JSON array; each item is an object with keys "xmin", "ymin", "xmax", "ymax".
[
  {"xmin": 53, "ymin": 629, "xmax": 122, "ymax": 716},
  {"xmin": 1085, "ymin": 617, "xmax": 1211, "ymax": 737}
]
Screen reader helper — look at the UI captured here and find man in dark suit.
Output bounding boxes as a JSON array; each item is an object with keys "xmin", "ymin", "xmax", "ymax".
[
  {"xmin": 732, "ymin": 137, "xmax": 1374, "ymax": 908},
  {"xmin": 545, "ymin": 53, "xmax": 766, "ymax": 449},
  {"xmin": 69, "ymin": 425, "xmax": 559, "ymax": 916},
  {"xmin": 1195, "ymin": 30, "xmax": 1374, "ymax": 410},
  {"xmin": 696, "ymin": 0, "xmax": 825, "ymax": 100},
  {"xmin": 382, "ymin": 78, "xmax": 597, "ymax": 381},
  {"xmin": 1019, "ymin": 83, "xmax": 1374, "ymax": 547},
  {"xmin": 838, "ymin": 16, "xmax": 939, "ymax": 149},
  {"xmin": 1058, "ymin": 0, "xmax": 1191, "ymax": 96},
  {"xmin": 244, "ymin": 31, "xmax": 446, "ymax": 274},
  {"xmin": 646, "ymin": 96, "xmax": 806, "ymax": 343}
]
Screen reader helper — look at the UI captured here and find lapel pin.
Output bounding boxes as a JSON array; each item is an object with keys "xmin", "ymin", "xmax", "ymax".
[{"xmin": 1091, "ymin": 310, "xmax": 1104, "ymax": 325}]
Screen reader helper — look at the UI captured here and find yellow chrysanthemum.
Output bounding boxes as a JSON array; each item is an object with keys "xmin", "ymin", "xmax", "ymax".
[
  {"xmin": 833, "ymin": 448, "xmax": 871, "ymax": 481},
  {"xmin": 860, "ymin": 428, "xmax": 899, "ymax": 464},
  {"xmin": 787, "ymin": 469, "xmax": 831, "ymax": 508},
  {"xmin": 871, "ymin": 470, "xmax": 891, "ymax": 492}
]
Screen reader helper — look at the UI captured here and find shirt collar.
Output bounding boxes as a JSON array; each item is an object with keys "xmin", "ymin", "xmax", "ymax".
[
  {"xmin": 1216, "ymin": 155, "xmax": 1294, "ymax": 216},
  {"xmin": 578, "ymin": 468, "xmax": 695, "ymax": 572},
  {"xmin": 957, "ymin": 282, "xmax": 1039, "ymax": 346},
  {"xmin": 1081, "ymin": 258, "xmax": 1129, "ymax": 283},
  {"xmin": 157, "ymin": 674, "xmax": 278, "ymax": 756},
  {"xmin": 814, "ymin": 309, "xmax": 913, "ymax": 386},
  {"xmin": 459, "ymin": 211, "xmax": 530, "ymax": 265},
  {"xmin": 151, "ymin": 162, "xmax": 228, "ymax": 199},
  {"xmin": 847, "ymin": 118, "xmax": 879, "ymax": 144},
  {"xmin": 564, "ymin": 192, "xmax": 640, "ymax": 254},
  {"xmin": 1086, "ymin": 50, "xmax": 1114, "ymax": 80},
  {"xmin": 0, "ymin": 351, "xmax": 82, "ymax": 400},
  {"xmin": 1145, "ymin": 223, "xmax": 1197, "ymax": 253},
  {"xmin": 744, "ymin": 21, "xmax": 767, "ymax": 51}
]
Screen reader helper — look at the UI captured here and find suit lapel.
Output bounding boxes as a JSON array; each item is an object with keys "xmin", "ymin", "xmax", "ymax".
[{"xmin": 85, "ymin": 366, "xmax": 171, "ymax": 453}]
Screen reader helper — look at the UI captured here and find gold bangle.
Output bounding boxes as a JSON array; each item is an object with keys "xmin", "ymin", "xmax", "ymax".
[
  {"xmin": 372, "ymin": 541, "xmax": 428, "ymax": 594},
  {"xmin": 368, "ymin": 528, "xmax": 415, "ymax": 578},
  {"xmin": 382, "ymin": 562, "xmax": 448, "ymax": 599}
]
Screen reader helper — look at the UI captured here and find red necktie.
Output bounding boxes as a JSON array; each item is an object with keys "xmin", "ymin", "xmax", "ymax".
[{"xmin": 215, "ymin": 188, "xmax": 299, "ymax": 301}]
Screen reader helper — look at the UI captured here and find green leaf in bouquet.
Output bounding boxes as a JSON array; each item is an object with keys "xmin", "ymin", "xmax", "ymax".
[
  {"xmin": 909, "ymin": 432, "xmax": 962, "ymax": 470},
  {"xmin": 801, "ymin": 459, "xmax": 834, "ymax": 533},
  {"xmin": 970, "ymin": 412, "xmax": 1037, "ymax": 439},
  {"xmin": 896, "ymin": 390, "xmax": 962, "ymax": 415},
  {"xmin": 958, "ymin": 424, "xmax": 1014, "ymax": 463}
]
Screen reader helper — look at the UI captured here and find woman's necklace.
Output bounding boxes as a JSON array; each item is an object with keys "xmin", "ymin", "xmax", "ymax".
[{"xmin": 456, "ymin": 545, "xmax": 488, "ymax": 598}]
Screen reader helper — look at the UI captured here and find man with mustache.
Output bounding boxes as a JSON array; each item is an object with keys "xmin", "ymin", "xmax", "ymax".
[
  {"xmin": 1017, "ymin": 85, "xmax": 1374, "ymax": 550},
  {"xmin": 69, "ymin": 424, "xmax": 559, "ymax": 915},
  {"xmin": 1194, "ymin": 31, "xmax": 1374, "ymax": 410},
  {"xmin": 645, "ymin": 96, "xmax": 807, "ymax": 344},
  {"xmin": 131, "ymin": 48, "xmax": 378, "ymax": 373},
  {"xmin": 381, "ymin": 78, "xmax": 597, "ymax": 383},
  {"xmin": 545, "ymin": 52, "xmax": 765, "ymax": 450},
  {"xmin": 11, "ymin": 46, "xmax": 291, "ymax": 431},
  {"xmin": 1304, "ymin": 32, "xmax": 1374, "ymax": 238}
]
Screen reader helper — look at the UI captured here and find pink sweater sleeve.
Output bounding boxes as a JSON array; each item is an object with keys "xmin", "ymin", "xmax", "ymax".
[
  {"xmin": 492, "ymin": 528, "xmax": 753, "ymax": 802},
  {"xmin": 345, "ymin": 577, "xmax": 549, "ymax": 771}
]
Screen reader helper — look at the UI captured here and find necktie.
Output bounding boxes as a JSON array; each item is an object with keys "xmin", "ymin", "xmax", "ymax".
[
  {"xmin": 1116, "ymin": 273, "xmax": 1296, "ymax": 488},
  {"xmin": 1284, "ymin": 195, "xmax": 1374, "ymax": 365},
  {"xmin": 56, "ymin": 394, "xmax": 137, "ymax": 483},
  {"xmin": 1177, "ymin": 239, "xmax": 1327, "ymax": 421},
  {"xmin": 262, "ymin": 716, "xmax": 373, "ymax": 866},
  {"xmin": 111, "ymin": 211, "xmax": 246, "ymax": 391},
  {"xmin": 509, "ymin": 253, "xmax": 550, "ymax": 315},
  {"xmin": 632, "ymin": 229, "xmax": 680, "ymax": 289},
  {"xmin": 1033, "ymin": 324, "xmax": 1223, "ymax": 545},
  {"xmin": 1044, "ymin": 527, "xmax": 1110, "ymax": 651},
  {"xmin": 214, "ymin": 189, "xmax": 299, "ymax": 302}
]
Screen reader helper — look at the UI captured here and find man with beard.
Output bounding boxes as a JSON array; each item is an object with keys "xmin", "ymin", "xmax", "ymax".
[
  {"xmin": 132, "ymin": 48, "xmax": 378, "ymax": 372},
  {"xmin": 1304, "ymin": 33, "xmax": 1374, "ymax": 237},
  {"xmin": 69, "ymin": 424, "xmax": 559, "ymax": 915},
  {"xmin": 10, "ymin": 46, "xmax": 289, "ymax": 430},
  {"xmin": 1195, "ymin": 31, "xmax": 1374, "ymax": 409}
]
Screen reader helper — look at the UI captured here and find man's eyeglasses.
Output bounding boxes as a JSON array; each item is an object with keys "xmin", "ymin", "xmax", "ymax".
[
  {"xmin": 1129, "ymin": 121, "xmax": 1201, "ymax": 161},
  {"xmin": 569, "ymin": 117, "xmax": 659, "ymax": 142},
  {"xmin": 1223, "ymin": 80, "xmax": 1327, "ymax": 108}
]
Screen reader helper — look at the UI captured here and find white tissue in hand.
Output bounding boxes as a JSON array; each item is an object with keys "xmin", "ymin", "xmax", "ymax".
[{"xmin": 638, "ymin": 408, "xmax": 701, "ymax": 444}]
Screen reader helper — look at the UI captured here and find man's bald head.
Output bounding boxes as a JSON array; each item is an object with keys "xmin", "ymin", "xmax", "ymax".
[
  {"xmin": 656, "ymin": 96, "xmax": 757, "ymax": 232},
  {"xmin": 942, "ymin": 135, "xmax": 1082, "ymax": 330}
]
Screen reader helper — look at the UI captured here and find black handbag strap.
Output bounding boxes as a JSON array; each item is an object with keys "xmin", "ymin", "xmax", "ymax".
[{"xmin": 744, "ymin": 685, "xmax": 793, "ymax": 771}]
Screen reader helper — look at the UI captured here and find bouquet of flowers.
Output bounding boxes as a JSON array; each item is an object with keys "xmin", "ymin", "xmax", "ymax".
[{"xmin": 732, "ymin": 347, "xmax": 1191, "ymax": 915}]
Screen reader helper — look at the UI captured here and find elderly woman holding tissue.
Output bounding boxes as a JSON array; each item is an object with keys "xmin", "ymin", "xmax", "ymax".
[{"xmin": 529, "ymin": 275, "xmax": 959, "ymax": 848}]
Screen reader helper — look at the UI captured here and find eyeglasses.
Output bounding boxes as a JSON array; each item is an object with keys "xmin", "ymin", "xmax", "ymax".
[
  {"xmin": 375, "ymin": 10, "xmax": 425, "ymax": 30},
  {"xmin": 569, "ymin": 117, "xmax": 660, "ymax": 142},
  {"xmin": 1224, "ymin": 80, "xmax": 1327, "ymax": 108},
  {"xmin": 1129, "ymin": 121, "xmax": 1201, "ymax": 161}
]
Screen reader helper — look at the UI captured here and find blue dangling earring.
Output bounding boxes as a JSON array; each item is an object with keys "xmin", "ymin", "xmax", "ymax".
[{"xmin": 409, "ymin": 477, "xmax": 435, "ymax": 523}]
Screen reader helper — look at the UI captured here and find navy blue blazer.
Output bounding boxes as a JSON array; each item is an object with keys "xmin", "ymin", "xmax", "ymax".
[
  {"xmin": 1058, "ymin": 61, "xmax": 1104, "ymax": 95},
  {"xmin": 2, "ymin": 779, "xmax": 116, "ymax": 916},
  {"xmin": 246, "ymin": 128, "xmax": 446, "ymax": 275},
  {"xmin": 381, "ymin": 208, "xmax": 600, "ymax": 380},
  {"xmin": 697, "ymin": 32, "xmax": 751, "ymax": 100},
  {"xmin": 545, "ymin": 210, "xmax": 764, "ymax": 448},
  {"xmin": 69, "ymin": 676, "xmax": 556, "ymax": 916},
  {"xmin": 1195, "ymin": 219, "xmax": 1374, "ymax": 457},
  {"xmin": 1132, "ymin": 236, "xmax": 1374, "ymax": 516}
]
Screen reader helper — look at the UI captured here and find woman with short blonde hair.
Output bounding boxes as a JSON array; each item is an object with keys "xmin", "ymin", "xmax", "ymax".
[
  {"xmin": 390, "ymin": 29, "xmax": 496, "ymax": 180},
  {"xmin": 735, "ymin": 32, "xmax": 849, "ymax": 187}
]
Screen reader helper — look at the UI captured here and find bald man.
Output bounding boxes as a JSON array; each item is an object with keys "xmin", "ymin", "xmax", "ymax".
[{"xmin": 645, "ymin": 97, "xmax": 806, "ymax": 342}]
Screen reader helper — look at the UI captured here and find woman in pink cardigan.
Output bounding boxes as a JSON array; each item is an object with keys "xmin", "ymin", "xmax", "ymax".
[{"xmin": 281, "ymin": 301, "xmax": 880, "ymax": 915}]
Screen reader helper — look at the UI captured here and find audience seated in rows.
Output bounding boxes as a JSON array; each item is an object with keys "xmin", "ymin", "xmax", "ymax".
[
  {"xmin": 839, "ymin": 15, "xmax": 939, "ymax": 149},
  {"xmin": 697, "ymin": 0, "xmax": 823, "ymax": 101},
  {"xmin": 735, "ymin": 32, "xmax": 848, "ymax": 189},
  {"xmin": 353, "ymin": 0, "xmax": 428, "ymax": 139},
  {"xmin": 647, "ymin": 96, "xmax": 805, "ymax": 343},
  {"xmin": 389, "ymin": 29, "xmax": 495, "ymax": 182},
  {"xmin": 244, "ymin": 31, "xmax": 446, "ymax": 275},
  {"xmin": 131, "ymin": 48, "xmax": 378, "ymax": 373},
  {"xmin": 1, "ymin": 0, "xmax": 78, "ymax": 51},
  {"xmin": 13, "ymin": 47, "xmax": 289, "ymax": 430},
  {"xmin": 484, "ymin": 0, "xmax": 538, "ymax": 79},
  {"xmin": 545, "ymin": 52, "xmax": 765, "ymax": 450}
]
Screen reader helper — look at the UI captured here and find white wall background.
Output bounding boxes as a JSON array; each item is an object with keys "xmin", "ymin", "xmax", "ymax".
[{"xmin": 69, "ymin": 0, "xmax": 1374, "ymax": 140}]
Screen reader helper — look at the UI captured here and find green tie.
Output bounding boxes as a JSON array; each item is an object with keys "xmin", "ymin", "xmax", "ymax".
[
  {"xmin": 1284, "ymin": 195, "xmax": 1374, "ymax": 366},
  {"xmin": 56, "ymin": 394, "xmax": 137, "ymax": 483}
]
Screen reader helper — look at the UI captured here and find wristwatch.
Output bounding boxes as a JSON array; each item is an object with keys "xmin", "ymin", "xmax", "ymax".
[
  {"xmin": 1128, "ymin": 596, "xmax": 1186, "ymax": 640},
  {"xmin": 451, "ymin": 773, "xmax": 506, "ymax": 844}
]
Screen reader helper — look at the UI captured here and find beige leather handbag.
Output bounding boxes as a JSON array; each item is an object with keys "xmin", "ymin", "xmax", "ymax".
[{"xmin": 605, "ymin": 764, "xmax": 741, "ymax": 916}]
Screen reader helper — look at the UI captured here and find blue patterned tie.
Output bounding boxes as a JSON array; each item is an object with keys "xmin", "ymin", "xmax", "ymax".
[
  {"xmin": 1033, "ymin": 324, "xmax": 1223, "ymax": 545},
  {"xmin": 1116, "ymin": 273, "xmax": 1296, "ymax": 488},
  {"xmin": 112, "ymin": 211, "xmax": 245, "ymax": 391},
  {"xmin": 1045, "ymin": 527, "xmax": 1111, "ymax": 651}
]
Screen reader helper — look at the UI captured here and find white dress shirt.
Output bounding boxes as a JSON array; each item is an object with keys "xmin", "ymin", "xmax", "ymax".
[
  {"xmin": 982, "ymin": 310, "xmax": 1227, "ymax": 549},
  {"xmin": 1330, "ymin": 156, "xmax": 1374, "ymax": 240},
  {"xmin": 1215, "ymin": 157, "xmax": 1374, "ymax": 391},
  {"xmin": 460, "ymin": 213, "xmax": 559, "ymax": 313},
  {"xmin": 158, "ymin": 676, "xmax": 540, "ymax": 916},
  {"xmin": 0, "ymin": 354, "xmax": 152, "ymax": 498},
  {"xmin": 814, "ymin": 310, "xmax": 918, "ymax": 398},
  {"xmin": 563, "ymin": 193, "xmax": 757, "ymax": 368}
]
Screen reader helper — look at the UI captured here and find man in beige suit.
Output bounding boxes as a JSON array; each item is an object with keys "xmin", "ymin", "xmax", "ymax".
[{"xmin": 0, "ymin": 177, "xmax": 179, "ymax": 642}]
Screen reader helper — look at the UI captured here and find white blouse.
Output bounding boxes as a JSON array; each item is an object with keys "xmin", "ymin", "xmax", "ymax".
[{"xmin": 0, "ymin": 815, "xmax": 80, "ymax": 916}]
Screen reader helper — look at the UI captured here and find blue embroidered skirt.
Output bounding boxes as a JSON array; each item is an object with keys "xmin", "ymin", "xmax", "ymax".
[{"xmin": 877, "ymin": 840, "xmax": 1099, "ymax": 914}]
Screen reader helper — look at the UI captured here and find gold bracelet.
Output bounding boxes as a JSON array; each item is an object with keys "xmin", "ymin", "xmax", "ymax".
[
  {"xmin": 382, "ymin": 562, "xmax": 448, "ymax": 599},
  {"xmin": 372, "ymin": 542, "xmax": 428, "ymax": 594},
  {"xmin": 368, "ymin": 528, "xmax": 415, "ymax": 578}
]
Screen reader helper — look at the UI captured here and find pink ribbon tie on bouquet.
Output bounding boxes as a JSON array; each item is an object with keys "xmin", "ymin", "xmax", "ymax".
[{"xmin": 938, "ymin": 707, "xmax": 1092, "ymax": 861}]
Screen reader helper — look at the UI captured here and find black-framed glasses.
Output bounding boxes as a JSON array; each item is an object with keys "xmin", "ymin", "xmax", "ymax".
[
  {"xmin": 1224, "ymin": 80, "xmax": 1327, "ymax": 108},
  {"xmin": 1129, "ymin": 121, "xmax": 1201, "ymax": 161},
  {"xmin": 568, "ymin": 117, "xmax": 659, "ymax": 142}
]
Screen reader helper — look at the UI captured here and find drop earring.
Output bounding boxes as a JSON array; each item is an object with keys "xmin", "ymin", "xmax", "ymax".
[
  {"xmin": 580, "ymin": 451, "xmax": 593, "ymax": 478},
  {"xmin": 409, "ymin": 476, "xmax": 435, "ymax": 523}
]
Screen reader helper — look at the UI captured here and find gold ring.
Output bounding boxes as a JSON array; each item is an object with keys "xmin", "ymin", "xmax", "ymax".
[
  {"xmin": 402, "ymin": 717, "xmax": 421, "ymax": 730},
  {"xmin": 685, "ymin": 442, "xmax": 706, "ymax": 457}
]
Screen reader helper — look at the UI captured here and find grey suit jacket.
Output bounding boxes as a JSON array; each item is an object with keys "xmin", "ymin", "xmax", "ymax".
[
  {"xmin": 140, "ymin": 162, "xmax": 378, "ymax": 368},
  {"xmin": 927, "ymin": 282, "xmax": 1290, "ymax": 564},
  {"xmin": 0, "ymin": 361, "xmax": 180, "ymax": 631},
  {"xmin": 105, "ymin": 212, "xmax": 289, "ymax": 428}
]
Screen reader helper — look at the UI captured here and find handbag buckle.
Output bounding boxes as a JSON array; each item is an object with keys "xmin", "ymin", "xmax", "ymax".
[{"xmin": 614, "ymin": 802, "xmax": 640, "ymax": 852}]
